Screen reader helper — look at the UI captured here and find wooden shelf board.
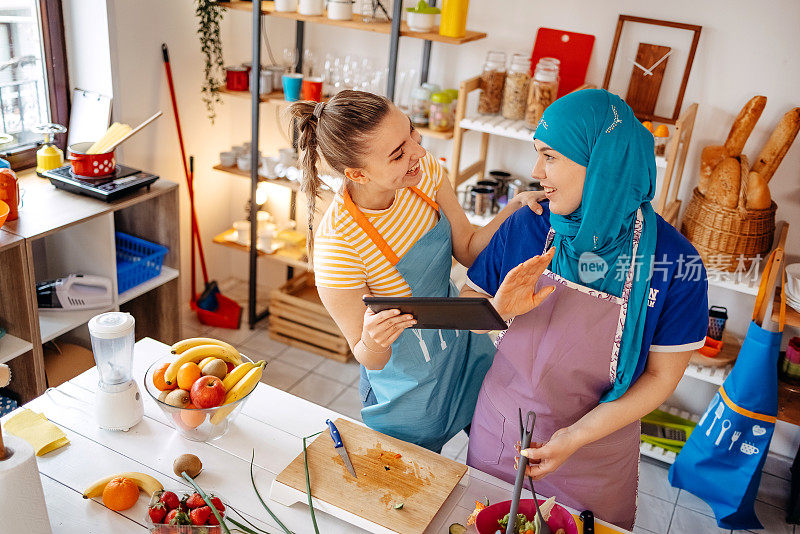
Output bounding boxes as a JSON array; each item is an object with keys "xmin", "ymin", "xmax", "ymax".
[
  {"xmin": 39, "ymin": 306, "xmax": 115, "ymax": 343},
  {"xmin": 118, "ymin": 266, "xmax": 179, "ymax": 305},
  {"xmin": 213, "ymin": 164, "xmax": 338, "ymax": 199},
  {"xmin": 779, "ymin": 379, "xmax": 800, "ymax": 426},
  {"xmin": 213, "ymin": 229, "xmax": 310, "ymax": 270},
  {"xmin": 221, "ymin": 1, "xmax": 486, "ymax": 45},
  {"xmin": 219, "ymin": 87, "xmax": 269, "ymax": 103},
  {"xmin": 417, "ymin": 126, "xmax": 454, "ymax": 140},
  {"xmin": 775, "ymin": 297, "xmax": 800, "ymax": 329},
  {"xmin": 0, "ymin": 334, "xmax": 33, "ymax": 365}
]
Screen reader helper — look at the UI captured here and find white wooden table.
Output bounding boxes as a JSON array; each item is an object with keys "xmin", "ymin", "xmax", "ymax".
[{"xmin": 1, "ymin": 338, "xmax": 631, "ymax": 533}]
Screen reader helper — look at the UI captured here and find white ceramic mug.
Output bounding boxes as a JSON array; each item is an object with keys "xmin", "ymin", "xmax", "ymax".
[
  {"xmin": 327, "ymin": 0, "xmax": 353, "ymax": 20},
  {"xmin": 219, "ymin": 151, "xmax": 236, "ymax": 167},
  {"xmin": 274, "ymin": 0, "xmax": 298, "ymax": 12},
  {"xmin": 260, "ymin": 156, "xmax": 279, "ymax": 177},
  {"xmin": 298, "ymin": 0, "xmax": 323, "ymax": 15}
]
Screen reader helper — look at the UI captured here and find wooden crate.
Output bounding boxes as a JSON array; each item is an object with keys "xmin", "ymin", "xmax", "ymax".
[{"xmin": 268, "ymin": 272, "xmax": 352, "ymax": 362}]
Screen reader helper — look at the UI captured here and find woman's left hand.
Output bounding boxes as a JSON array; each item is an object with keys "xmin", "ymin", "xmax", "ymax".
[
  {"xmin": 510, "ymin": 190, "xmax": 547, "ymax": 216},
  {"xmin": 514, "ymin": 427, "xmax": 584, "ymax": 480}
]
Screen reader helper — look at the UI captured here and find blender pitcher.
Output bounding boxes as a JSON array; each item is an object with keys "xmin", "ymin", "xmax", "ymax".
[{"xmin": 88, "ymin": 312, "xmax": 143, "ymax": 431}]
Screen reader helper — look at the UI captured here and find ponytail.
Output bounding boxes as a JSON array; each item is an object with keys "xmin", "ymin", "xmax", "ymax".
[{"xmin": 288, "ymin": 101, "xmax": 322, "ymax": 266}]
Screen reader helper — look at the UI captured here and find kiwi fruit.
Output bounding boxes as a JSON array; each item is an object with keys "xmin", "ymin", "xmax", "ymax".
[
  {"xmin": 158, "ymin": 390, "xmax": 170, "ymax": 402},
  {"xmin": 202, "ymin": 359, "xmax": 228, "ymax": 380},
  {"xmin": 174, "ymin": 453, "xmax": 203, "ymax": 478},
  {"xmin": 164, "ymin": 389, "xmax": 190, "ymax": 408}
]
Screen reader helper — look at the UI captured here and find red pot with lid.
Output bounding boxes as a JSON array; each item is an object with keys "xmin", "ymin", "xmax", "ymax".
[{"xmin": 68, "ymin": 141, "xmax": 116, "ymax": 178}]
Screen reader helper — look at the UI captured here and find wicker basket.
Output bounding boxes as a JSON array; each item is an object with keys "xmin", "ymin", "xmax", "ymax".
[{"xmin": 681, "ymin": 186, "xmax": 776, "ymax": 272}]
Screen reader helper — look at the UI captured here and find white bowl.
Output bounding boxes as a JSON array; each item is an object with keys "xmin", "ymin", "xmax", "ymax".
[
  {"xmin": 219, "ymin": 151, "xmax": 235, "ymax": 167},
  {"xmin": 406, "ymin": 11, "xmax": 437, "ymax": 32}
]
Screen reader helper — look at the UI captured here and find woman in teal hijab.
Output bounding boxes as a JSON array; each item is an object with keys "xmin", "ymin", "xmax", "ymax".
[{"xmin": 462, "ymin": 89, "xmax": 708, "ymax": 528}]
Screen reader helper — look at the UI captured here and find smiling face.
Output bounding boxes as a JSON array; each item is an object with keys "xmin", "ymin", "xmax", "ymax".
[
  {"xmin": 344, "ymin": 105, "xmax": 427, "ymax": 195},
  {"xmin": 532, "ymin": 139, "xmax": 587, "ymax": 215}
]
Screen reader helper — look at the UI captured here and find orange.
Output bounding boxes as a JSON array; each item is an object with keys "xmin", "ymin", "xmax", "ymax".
[
  {"xmin": 102, "ymin": 476, "xmax": 140, "ymax": 511},
  {"xmin": 177, "ymin": 362, "xmax": 202, "ymax": 390},
  {"xmin": 153, "ymin": 363, "xmax": 177, "ymax": 391},
  {"xmin": 641, "ymin": 120, "xmax": 654, "ymax": 132},
  {"xmin": 181, "ymin": 403, "xmax": 206, "ymax": 429},
  {"xmin": 654, "ymin": 124, "xmax": 670, "ymax": 137}
]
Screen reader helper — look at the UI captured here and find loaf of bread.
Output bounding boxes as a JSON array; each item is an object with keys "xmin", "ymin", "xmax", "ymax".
[
  {"xmin": 751, "ymin": 107, "xmax": 800, "ymax": 183},
  {"xmin": 705, "ymin": 156, "xmax": 741, "ymax": 208},
  {"xmin": 745, "ymin": 170, "xmax": 772, "ymax": 210},
  {"xmin": 724, "ymin": 95, "xmax": 767, "ymax": 156},
  {"xmin": 698, "ymin": 145, "xmax": 728, "ymax": 195}
]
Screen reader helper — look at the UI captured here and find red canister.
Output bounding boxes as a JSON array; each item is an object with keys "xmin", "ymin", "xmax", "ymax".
[
  {"xmin": 0, "ymin": 168, "xmax": 19, "ymax": 221},
  {"xmin": 301, "ymin": 77, "xmax": 323, "ymax": 102},
  {"xmin": 225, "ymin": 66, "xmax": 250, "ymax": 91},
  {"xmin": 68, "ymin": 142, "xmax": 116, "ymax": 178}
]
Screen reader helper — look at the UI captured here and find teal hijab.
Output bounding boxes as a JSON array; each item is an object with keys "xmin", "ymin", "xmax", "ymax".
[{"xmin": 534, "ymin": 89, "xmax": 657, "ymax": 403}]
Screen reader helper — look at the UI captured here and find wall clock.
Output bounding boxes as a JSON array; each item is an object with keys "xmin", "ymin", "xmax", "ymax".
[{"xmin": 602, "ymin": 15, "xmax": 702, "ymax": 125}]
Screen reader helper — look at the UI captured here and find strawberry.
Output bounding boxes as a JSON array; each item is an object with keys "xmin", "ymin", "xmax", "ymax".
[
  {"xmin": 159, "ymin": 491, "xmax": 180, "ymax": 510},
  {"xmin": 167, "ymin": 509, "xmax": 190, "ymax": 525},
  {"xmin": 209, "ymin": 495, "xmax": 225, "ymax": 512},
  {"xmin": 148, "ymin": 501, "xmax": 167, "ymax": 524},
  {"xmin": 185, "ymin": 492, "xmax": 205, "ymax": 509},
  {"xmin": 207, "ymin": 510, "xmax": 220, "ymax": 525},
  {"xmin": 190, "ymin": 505, "xmax": 212, "ymax": 525}
]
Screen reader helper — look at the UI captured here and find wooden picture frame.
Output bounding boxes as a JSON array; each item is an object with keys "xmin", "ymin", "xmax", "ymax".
[{"xmin": 602, "ymin": 15, "xmax": 701, "ymax": 125}]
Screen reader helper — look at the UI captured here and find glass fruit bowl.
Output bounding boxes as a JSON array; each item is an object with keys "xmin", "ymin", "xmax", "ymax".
[{"xmin": 144, "ymin": 353, "xmax": 259, "ymax": 442}]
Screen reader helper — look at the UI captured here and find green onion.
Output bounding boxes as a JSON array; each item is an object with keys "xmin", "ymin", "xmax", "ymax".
[
  {"xmin": 302, "ymin": 430, "xmax": 324, "ymax": 534},
  {"xmin": 180, "ymin": 471, "xmax": 231, "ymax": 534},
  {"xmin": 227, "ymin": 504, "xmax": 273, "ymax": 534},
  {"xmin": 249, "ymin": 450, "xmax": 293, "ymax": 534},
  {"xmin": 226, "ymin": 516, "xmax": 267, "ymax": 534}
]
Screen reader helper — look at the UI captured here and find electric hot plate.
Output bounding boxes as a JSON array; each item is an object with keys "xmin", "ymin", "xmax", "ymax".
[{"xmin": 42, "ymin": 164, "xmax": 159, "ymax": 202}]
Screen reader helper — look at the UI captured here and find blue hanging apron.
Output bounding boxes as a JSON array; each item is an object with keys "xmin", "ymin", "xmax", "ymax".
[
  {"xmin": 669, "ymin": 249, "xmax": 787, "ymax": 530},
  {"xmin": 343, "ymin": 187, "xmax": 495, "ymax": 452}
]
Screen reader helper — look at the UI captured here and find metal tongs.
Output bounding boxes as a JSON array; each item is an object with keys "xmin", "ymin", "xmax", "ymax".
[{"xmin": 508, "ymin": 409, "xmax": 552, "ymax": 534}]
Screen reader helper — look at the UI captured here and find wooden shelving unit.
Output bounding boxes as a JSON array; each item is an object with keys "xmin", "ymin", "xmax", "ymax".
[
  {"xmin": 213, "ymin": 228, "xmax": 309, "ymax": 270},
  {"xmin": 220, "ymin": 0, "xmax": 486, "ymax": 45},
  {"xmin": 0, "ymin": 170, "xmax": 181, "ymax": 402}
]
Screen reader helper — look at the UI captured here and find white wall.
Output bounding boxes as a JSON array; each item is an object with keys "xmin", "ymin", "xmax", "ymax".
[{"xmin": 86, "ymin": 0, "xmax": 799, "ymax": 450}]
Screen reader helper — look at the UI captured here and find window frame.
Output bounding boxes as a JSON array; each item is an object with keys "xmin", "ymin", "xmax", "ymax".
[{"xmin": 1, "ymin": 0, "xmax": 70, "ymax": 171}]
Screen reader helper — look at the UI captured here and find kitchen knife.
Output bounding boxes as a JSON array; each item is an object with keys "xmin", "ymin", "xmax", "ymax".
[
  {"xmin": 579, "ymin": 510, "xmax": 595, "ymax": 534},
  {"xmin": 326, "ymin": 419, "xmax": 357, "ymax": 478}
]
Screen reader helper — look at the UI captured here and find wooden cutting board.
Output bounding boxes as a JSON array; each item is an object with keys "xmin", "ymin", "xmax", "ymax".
[{"xmin": 270, "ymin": 418, "xmax": 468, "ymax": 534}]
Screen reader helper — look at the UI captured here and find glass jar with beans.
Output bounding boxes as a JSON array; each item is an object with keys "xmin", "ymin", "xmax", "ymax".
[
  {"xmin": 525, "ymin": 57, "xmax": 560, "ymax": 129},
  {"xmin": 501, "ymin": 53, "xmax": 531, "ymax": 120},
  {"xmin": 477, "ymin": 51, "xmax": 506, "ymax": 115}
]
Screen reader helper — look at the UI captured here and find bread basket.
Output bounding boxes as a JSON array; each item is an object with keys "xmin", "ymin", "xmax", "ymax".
[{"xmin": 681, "ymin": 155, "xmax": 776, "ymax": 272}]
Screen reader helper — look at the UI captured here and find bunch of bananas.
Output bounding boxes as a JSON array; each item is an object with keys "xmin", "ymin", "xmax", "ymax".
[
  {"xmin": 210, "ymin": 360, "xmax": 266, "ymax": 425},
  {"xmin": 165, "ymin": 338, "xmax": 243, "ymax": 387},
  {"xmin": 82, "ymin": 472, "xmax": 163, "ymax": 499}
]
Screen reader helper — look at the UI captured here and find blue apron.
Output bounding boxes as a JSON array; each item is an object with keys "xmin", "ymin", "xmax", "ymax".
[
  {"xmin": 345, "ymin": 187, "xmax": 495, "ymax": 452},
  {"xmin": 669, "ymin": 250, "xmax": 787, "ymax": 530}
]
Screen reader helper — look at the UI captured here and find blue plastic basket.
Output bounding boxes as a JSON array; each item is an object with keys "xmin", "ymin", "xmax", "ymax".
[{"xmin": 115, "ymin": 231, "xmax": 169, "ymax": 294}]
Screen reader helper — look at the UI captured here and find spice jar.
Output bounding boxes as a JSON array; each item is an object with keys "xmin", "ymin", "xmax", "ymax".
[
  {"xmin": 409, "ymin": 85, "xmax": 433, "ymax": 127},
  {"xmin": 429, "ymin": 92, "xmax": 454, "ymax": 132},
  {"xmin": 501, "ymin": 53, "xmax": 530, "ymax": 121},
  {"xmin": 525, "ymin": 57, "xmax": 560, "ymax": 129},
  {"xmin": 477, "ymin": 51, "xmax": 506, "ymax": 115}
]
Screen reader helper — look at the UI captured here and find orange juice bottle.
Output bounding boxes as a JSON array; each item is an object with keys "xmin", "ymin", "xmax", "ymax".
[{"xmin": 439, "ymin": 0, "xmax": 469, "ymax": 39}]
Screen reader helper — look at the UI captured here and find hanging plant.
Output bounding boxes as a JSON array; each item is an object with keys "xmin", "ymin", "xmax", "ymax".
[{"xmin": 195, "ymin": 0, "xmax": 226, "ymax": 123}]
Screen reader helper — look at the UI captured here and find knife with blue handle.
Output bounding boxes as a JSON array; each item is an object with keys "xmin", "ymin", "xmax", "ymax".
[{"xmin": 326, "ymin": 419, "xmax": 357, "ymax": 478}]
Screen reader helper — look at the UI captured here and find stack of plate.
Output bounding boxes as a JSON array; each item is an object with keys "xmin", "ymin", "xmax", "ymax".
[{"xmin": 787, "ymin": 264, "xmax": 800, "ymax": 312}]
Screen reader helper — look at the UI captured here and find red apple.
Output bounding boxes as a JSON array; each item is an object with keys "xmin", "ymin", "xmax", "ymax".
[
  {"xmin": 190, "ymin": 376, "xmax": 226, "ymax": 408},
  {"xmin": 225, "ymin": 362, "xmax": 235, "ymax": 373}
]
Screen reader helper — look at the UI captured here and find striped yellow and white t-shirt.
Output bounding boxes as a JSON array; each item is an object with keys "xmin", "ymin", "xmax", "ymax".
[{"xmin": 313, "ymin": 153, "xmax": 445, "ymax": 296}]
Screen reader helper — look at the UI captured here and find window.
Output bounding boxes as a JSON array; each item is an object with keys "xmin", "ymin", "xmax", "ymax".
[{"xmin": 0, "ymin": 0, "xmax": 68, "ymax": 170}]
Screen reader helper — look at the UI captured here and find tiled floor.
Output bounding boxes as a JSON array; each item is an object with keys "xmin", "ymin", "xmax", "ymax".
[{"xmin": 181, "ymin": 278, "xmax": 797, "ymax": 533}]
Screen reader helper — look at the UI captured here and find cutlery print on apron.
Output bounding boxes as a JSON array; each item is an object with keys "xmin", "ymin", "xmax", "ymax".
[{"xmin": 696, "ymin": 393, "xmax": 767, "ymax": 456}]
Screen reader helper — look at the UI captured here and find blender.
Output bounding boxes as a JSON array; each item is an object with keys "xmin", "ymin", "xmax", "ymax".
[{"xmin": 88, "ymin": 312, "xmax": 143, "ymax": 431}]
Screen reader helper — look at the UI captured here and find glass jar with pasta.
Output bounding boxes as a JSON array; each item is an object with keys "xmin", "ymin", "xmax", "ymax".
[
  {"xmin": 477, "ymin": 51, "xmax": 506, "ymax": 115},
  {"xmin": 525, "ymin": 57, "xmax": 560, "ymax": 129},
  {"xmin": 501, "ymin": 53, "xmax": 531, "ymax": 120}
]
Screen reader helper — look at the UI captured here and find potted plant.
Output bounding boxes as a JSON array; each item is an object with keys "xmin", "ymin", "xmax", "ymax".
[
  {"xmin": 195, "ymin": 0, "xmax": 226, "ymax": 123},
  {"xmin": 406, "ymin": 0, "xmax": 440, "ymax": 32}
]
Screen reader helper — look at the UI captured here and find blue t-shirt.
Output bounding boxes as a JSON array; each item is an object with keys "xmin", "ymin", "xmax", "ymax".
[{"xmin": 467, "ymin": 203, "xmax": 709, "ymax": 383}]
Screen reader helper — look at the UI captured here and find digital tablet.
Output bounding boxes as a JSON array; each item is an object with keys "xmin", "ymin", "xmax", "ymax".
[{"xmin": 362, "ymin": 296, "xmax": 508, "ymax": 331}]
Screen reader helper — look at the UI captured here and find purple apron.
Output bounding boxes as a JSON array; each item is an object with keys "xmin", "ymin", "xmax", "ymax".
[{"xmin": 467, "ymin": 222, "xmax": 643, "ymax": 530}]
